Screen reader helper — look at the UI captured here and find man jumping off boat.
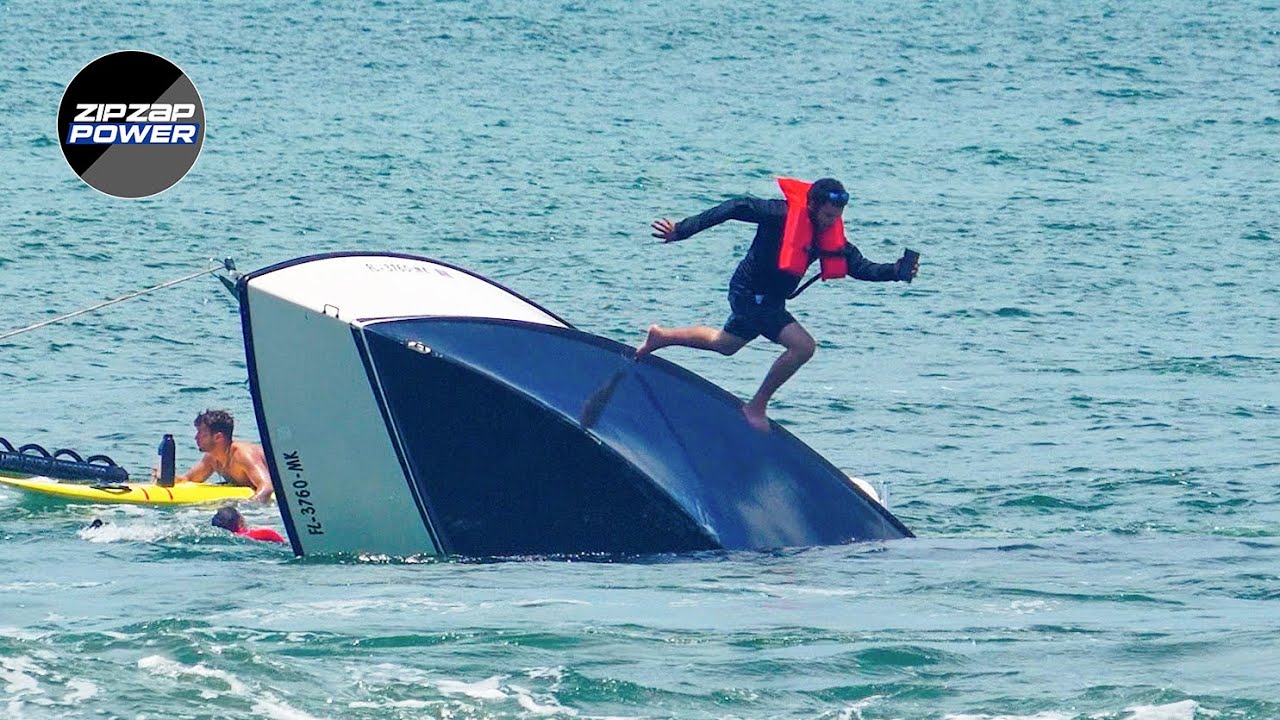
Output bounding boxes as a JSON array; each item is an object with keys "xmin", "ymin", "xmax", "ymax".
[
  {"xmin": 152, "ymin": 409, "xmax": 274, "ymax": 502},
  {"xmin": 637, "ymin": 177, "xmax": 920, "ymax": 431}
]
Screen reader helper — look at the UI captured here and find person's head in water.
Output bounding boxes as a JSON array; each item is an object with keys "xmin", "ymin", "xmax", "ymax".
[
  {"xmin": 806, "ymin": 178, "xmax": 848, "ymax": 231},
  {"xmin": 211, "ymin": 505, "xmax": 246, "ymax": 533},
  {"xmin": 194, "ymin": 409, "xmax": 234, "ymax": 453}
]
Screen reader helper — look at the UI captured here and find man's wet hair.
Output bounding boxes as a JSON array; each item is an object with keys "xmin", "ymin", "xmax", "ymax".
[
  {"xmin": 195, "ymin": 409, "xmax": 234, "ymax": 438},
  {"xmin": 211, "ymin": 506, "xmax": 243, "ymax": 532},
  {"xmin": 807, "ymin": 178, "xmax": 848, "ymax": 208}
]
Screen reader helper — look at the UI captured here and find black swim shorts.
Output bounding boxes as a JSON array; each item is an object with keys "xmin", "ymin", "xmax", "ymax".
[{"xmin": 723, "ymin": 290, "xmax": 795, "ymax": 343}]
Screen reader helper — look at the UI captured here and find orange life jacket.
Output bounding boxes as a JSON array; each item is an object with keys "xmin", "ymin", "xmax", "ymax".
[{"xmin": 776, "ymin": 177, "xmax": 848, "ymax": 279}]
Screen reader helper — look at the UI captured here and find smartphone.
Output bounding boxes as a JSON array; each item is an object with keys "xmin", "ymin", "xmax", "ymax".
[{"xmin": 898, "ymin": 248, "xmax": 920, "ymax": 283}]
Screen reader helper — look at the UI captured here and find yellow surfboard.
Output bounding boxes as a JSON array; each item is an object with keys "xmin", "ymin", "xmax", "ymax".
[{"xmin": 0, "ymin": 475, "xmax": 253, "ymax": 505}]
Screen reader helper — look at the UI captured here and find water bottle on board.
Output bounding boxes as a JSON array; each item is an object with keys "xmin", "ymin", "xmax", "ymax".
[{"xmin": 157, "ymin": 434, "xmax": 176, "ymax": 487}]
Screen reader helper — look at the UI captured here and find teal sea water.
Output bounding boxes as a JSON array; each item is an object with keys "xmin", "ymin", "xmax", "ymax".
[{"xmin": 2, "ymin": 1, "xmax": 1278, "ymax": 718}]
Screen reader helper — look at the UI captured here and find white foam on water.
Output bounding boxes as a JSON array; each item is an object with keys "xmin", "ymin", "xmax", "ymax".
[
  {"xmin": 525, "ymin": 666, "xmax": 566, "ymax": 682},
  {"xmin": 63, "ymin": 678, "xmax": 98, "ymax": 703},
  {"xmin": 245, "ymin": 595, "xmax": 469, "ymax": 622},
  {"xmin": 435, "ymin": 674, "xmax": 509, "ymax": 700},
  {"xmin": 251, "ymin": 695, "xmax": 330, "ymax": 720},
  {"xmin": 0, "ymin": 581, "xmax": 105, "ymax": 593},
  {"xmin": 1, "ymin": 656, "xmax": 45, "ymax": 695},
  {"xmin": 348, "ymin": 699, "xmax": 432, "ymax": 709},
  {"xmin": 947, "ymin": 706, "xmax": 1209, "ymax": 720},
  {"xmin": 425, "ymin": 673, "xmax": 591, "ymax": 718},
  {"xmin": 947, "ymin": 707, "xmax": 1075, "ymax": 712},
  {"xmin": 0, "ymin": 653, "xmax": 99, "ymax": 713},
  {"xmin": 1121, "ymin": 700, "xmax": 1206, "ymax": 720},
  {"xmin": 0, "ymin": 627, "xmax": 45, "ymax": 641},
  {"xmin": 511, "ymin": 683, "xmax": 578, "ymax": 716},
  {"xmin": 1009, "ymin": 599, "xmax": 1054, "ymax": 614},
  {"xmin": 79, "ymin": 521, "xmax": 170, "ymax": 543},
  {"xmin": 355, "ymin": 553, "xmax": 394, "ymax": 563},
  {"xmin": 138, "ymin": 655, "xmax": 250, "ymax": 695},
  {"xmin": 833, "ymin": 694, "xmax": 885, "ymax": 720},
  {"xmin": 351, "ymin": 661, "xmax": 433, "ymax": 686},
  {"xmin": 513, "ymin": 598, "xmax": 592, "ymax": 608},
  {"xmin": 137, "ymin": 655, "xmax": 326, "ymax": 720},
  {"xmin": 349, "ymin": 696, "xmax": 640, "ymax": 720},
  {"xmin": 745, "ymin": 581, "xmax": 869, "ymax": 598}
]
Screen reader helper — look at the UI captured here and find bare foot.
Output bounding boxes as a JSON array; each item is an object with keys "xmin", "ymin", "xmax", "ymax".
[
  {"xmin": 635, "ymin": 324, "xmax": 667, "ymax": 358},
  {"xmin": 742, "ymin": 403, "xmax": 771, "ymax": 432}
]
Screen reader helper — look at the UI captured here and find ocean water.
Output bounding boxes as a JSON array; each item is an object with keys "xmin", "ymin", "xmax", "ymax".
[{"xmin": 1, "ymin": 0, "xmax": 1278, "ymax": 718}]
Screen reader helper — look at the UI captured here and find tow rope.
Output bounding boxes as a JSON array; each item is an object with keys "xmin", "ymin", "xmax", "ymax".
[{"xmin": 0, "ymin": 258, "xmax": 236, "ymax": 342}]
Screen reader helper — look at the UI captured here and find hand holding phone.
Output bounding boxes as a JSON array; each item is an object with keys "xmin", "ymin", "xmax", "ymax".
[{"xmin": 897, "ymin": 248, "xmax": 920, "ymax": 283}]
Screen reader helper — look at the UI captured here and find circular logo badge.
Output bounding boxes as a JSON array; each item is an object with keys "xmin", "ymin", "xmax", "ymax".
[{"xmin": 58, "ymin": 51, "xmax": 205, "ymax": 198}]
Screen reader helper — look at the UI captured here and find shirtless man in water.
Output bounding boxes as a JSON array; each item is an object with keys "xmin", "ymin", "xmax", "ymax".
[{"xmin": 153, "ymin": 409, "xmax": 273, "ymax": 503}]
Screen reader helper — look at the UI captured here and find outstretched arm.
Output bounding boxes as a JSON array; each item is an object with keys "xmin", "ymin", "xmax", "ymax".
[
  {"xmin": 845, "ymin": 243, "xmax": 915, "ymax": 281},
  {"xmin": 652, "ymin": 196, "xmax": 777, "ymax": 243},
  {"xmin": 156, "ymin": 455, "xmax": 214, "ymax": 484},
  {"xmin": 651, "ymin": 217, "xmax": 678, "ymax": 241}
]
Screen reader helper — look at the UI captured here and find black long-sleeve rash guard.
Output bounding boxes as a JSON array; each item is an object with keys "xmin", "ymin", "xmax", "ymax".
[{"xmin": 671, "ymin": 196, "xmax": 900, "ymax": 301}]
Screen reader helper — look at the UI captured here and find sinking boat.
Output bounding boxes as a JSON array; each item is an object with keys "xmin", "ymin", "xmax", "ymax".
[{"xmin": 234, "ymin": 252, "xmax": 912, "ymax": 557}]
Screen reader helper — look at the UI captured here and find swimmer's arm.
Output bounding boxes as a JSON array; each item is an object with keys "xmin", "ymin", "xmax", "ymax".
[
  {"xmin": 180, "ymin": 456, "xmax": 216, "ymax": 484},
  {"xmin": 154, "ymin": 455, "xmax": 214, "ymax": 484}
]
